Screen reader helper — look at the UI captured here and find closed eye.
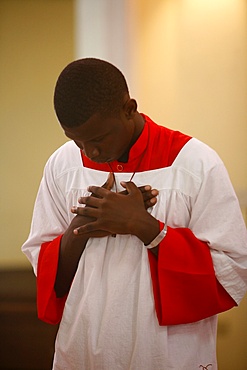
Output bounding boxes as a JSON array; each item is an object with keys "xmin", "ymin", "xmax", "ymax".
[{"xmin": 93, "ymin": 135, "xmax": 107, "ymax": 143}]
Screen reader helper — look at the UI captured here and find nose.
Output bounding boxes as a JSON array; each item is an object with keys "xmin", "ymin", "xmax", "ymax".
[{"xmin": 83, "ymin": 143, "xmax": 100, "ymax": 160}]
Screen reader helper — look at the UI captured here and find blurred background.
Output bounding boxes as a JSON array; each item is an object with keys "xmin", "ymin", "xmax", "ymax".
[{"xmin": 0, "ymin": 0, "xmax": 246, "ymax": 369}]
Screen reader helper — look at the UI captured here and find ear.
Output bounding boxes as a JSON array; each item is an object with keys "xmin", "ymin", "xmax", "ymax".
[{"xmin": 123, "ymin": 98, "xmax": 138, "ymax": 119}]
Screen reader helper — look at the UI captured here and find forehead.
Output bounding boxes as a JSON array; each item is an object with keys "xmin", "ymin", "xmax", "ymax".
[{"xmin": 62, "ymin": 114, "xmax": 116, "ymax": 141}]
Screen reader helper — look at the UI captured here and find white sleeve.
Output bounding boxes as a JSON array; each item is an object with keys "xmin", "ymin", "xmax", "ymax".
[
  {"xmin": 189, "ymin": 161, "xmax": 247, "ymax": 304},
  {"xmin": 22, "ymin": 157, "xmax": 69, "ymax": 275}
]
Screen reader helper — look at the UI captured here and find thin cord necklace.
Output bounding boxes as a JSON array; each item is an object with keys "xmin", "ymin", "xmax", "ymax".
[{"xmin": 107, "ymin": 124, "xmax": 149, "ymax": 192}]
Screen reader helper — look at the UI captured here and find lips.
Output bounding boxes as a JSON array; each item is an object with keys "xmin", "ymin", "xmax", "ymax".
[{"xmin": 89, "ymin": 156, "xmax": 113, "ymax": 164}]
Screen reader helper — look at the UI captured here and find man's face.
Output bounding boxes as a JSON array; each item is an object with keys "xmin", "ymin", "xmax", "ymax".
[{"xmin": 62, "ymin": 112, "xmax": 135, "ymax": 163}]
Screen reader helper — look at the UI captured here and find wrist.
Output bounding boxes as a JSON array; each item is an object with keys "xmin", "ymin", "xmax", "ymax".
[
  {"xmin": 61, "ymin": 225, "xmax": 89, "ymax": 253},
  {"xmin": 133, "ymin": 211, "xmax": 160, "ymax": 245},
  {"xmin": 145, "ymin": 221, "xmax": 167, "ymax": 249}
]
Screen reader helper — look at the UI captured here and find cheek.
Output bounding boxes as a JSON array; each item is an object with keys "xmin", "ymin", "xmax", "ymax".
[{"xmin": 107, "ymin": 137, "xmax": 124, "ymax": 153}]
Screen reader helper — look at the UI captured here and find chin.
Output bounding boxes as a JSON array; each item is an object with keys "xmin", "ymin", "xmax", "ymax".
[{"xmin": 91, "ymin": 157, "xmax": 112, "ymax": 164}]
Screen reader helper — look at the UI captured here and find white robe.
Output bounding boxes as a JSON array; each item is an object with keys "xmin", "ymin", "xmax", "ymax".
[{"xmin": 22, "ymin": 129, "xmax": 247, "ymax": 370}]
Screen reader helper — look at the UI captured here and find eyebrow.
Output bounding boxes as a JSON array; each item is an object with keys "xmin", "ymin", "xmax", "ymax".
[{"xmin": 63, "ymin": 130, "xmax": 108, "ymax": 142}]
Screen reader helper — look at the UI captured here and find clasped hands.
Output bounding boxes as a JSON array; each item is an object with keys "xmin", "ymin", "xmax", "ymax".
[{"xmin": 70, "ymin": 172, "xmax": 159, "ymax": 239}]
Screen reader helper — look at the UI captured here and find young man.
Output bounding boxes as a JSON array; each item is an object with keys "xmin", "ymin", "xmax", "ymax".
[{"xmin": 22, "ymin": 58, "xmax": 247, "ymax": 369}]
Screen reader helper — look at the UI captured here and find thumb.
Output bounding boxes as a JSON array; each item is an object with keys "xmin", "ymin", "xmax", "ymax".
[
  {"xmin": 102, "ymin": 172, "xmax": 115, "ymax": 190},
  {"xmin": 120, "ymin": 181, "xmax": 138, "ymax": 194}
]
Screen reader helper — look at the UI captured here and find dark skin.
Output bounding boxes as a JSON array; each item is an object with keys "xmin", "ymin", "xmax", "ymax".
[{"xmin": 55, "ymin": 97, "xmax": 160, "ymax": 298}]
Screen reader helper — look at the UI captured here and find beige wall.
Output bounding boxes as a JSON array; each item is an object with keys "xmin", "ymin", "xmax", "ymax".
[
  {"xmin": 129, "ymin": 0, "xmax": 247, "ymax": 194},
  {"xmin": 0, "ymin": 0, "xmax": 74, "ymax": 268}
]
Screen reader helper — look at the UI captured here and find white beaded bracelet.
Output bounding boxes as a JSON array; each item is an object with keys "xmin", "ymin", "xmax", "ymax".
[{"xmin": 146, "ymin": 224, "xmax": 167, "ymax": 249}]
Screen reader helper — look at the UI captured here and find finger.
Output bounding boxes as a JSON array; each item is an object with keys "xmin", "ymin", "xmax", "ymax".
[
  {"xmin": 73, "ymin": 224, "xmax": 93, "ymax": 235},
  {"xmin": 120, "ymin": 181, "xmax": 139, "ymax": 194},
  {"xmin": 71, "ymin": 204, "xmax": 99, "ymax": 217},
  {"xmin": 138, "ymin": 185, "xmax": 151, "ymax": 193},
  {"xmin": 77, "ymin": 195, "xmax": 101, "ymax": 208},
  {"xmin": 144, "ymin": 196, "xmax": 158, "ymax": 209},
  {"xmin": 143, "ymin": 189, "xmax": 158, "ymax": 209},
  {"xmin": 102, "ymin": 172, "xmax": 115, "ymax": 190},
  {"xmin": 73, "ymin": 220, "xmax": 101, "ymax": 235},
  {"xmin": 142, "ymin": 188, "xmax": 159, "ymax": 202},
  {"xmin": 75, "ymin": 230, "xmax": 111, "ymax": 238},
  {"xmin": 119, "ymin": 186, "xmax": 158, "ymax": 196},
  {"xmin": 87, "ymin": 185, "xmax": 111, "ymax": 198}
]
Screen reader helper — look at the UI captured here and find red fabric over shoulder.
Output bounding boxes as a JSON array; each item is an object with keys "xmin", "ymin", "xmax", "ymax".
[
  {"xmin": 37, "ymin": 235, "xmax": 67, "ymax": 324},
  {"xmin": 80, "ymin": 115, "xmax": 192, "ymax": 172},
  {"xmin": 148, "ymin": 227, "xmax": 237, "ymax": 325}
]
